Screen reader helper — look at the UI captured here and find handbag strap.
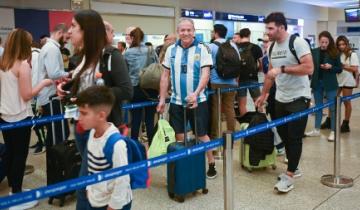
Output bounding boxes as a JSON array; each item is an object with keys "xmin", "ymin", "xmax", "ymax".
[{"xmin": 145, "ymin": 46, "xmax": 153, "ymax": 67}]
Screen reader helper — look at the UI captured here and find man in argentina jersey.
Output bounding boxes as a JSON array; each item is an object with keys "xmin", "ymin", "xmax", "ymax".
[{"xmin": 157, "ymin": 17, "xmax": 218, "ymax": 179}]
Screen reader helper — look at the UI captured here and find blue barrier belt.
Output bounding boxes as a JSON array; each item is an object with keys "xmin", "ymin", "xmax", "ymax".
[
  {"xmin": 0, "ymin": 115, "xmax": 64, "ymax": 131},
  {"xmin": 122, "ymin": 83, "xmax": 264, "ymax": 110},
  {"xmin": 1, "ymin": 87, "xmax": 360, "ymax": 208},
  {"xmin": 0, "ymin": 138, "xmax": 223, "ymax": 209}
]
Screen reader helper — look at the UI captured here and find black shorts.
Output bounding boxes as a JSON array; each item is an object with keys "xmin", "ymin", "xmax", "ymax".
[{"xmin": 169, "ymin": 102, "xmax": 208, "ymax": 137}]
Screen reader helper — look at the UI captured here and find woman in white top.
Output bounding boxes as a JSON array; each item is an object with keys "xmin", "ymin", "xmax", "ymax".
[
  {"xmin": 336, "ymin": 35, "xmax": 359, "ymax": 132},
  {"xmin": 0, "ymin": 28, "xmax": 52, "ymax": 209}
]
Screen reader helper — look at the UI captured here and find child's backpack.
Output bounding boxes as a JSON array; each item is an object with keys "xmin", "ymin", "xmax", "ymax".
[{"xmin": 103, "ymin": 132, "xmax": 149, "ymax": 189}]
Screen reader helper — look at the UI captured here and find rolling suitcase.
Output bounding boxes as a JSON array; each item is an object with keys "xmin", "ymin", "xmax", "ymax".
[
  {"xmin": 167, "ymin": 106, "xmax": 208, "ymax": 203},
  {"xmin": 46, "ymin": 96, "xmax": 81, "ymax": 207},
  {"xmin": 239, "ymin": 112, "xmax": 277, "ymax": 172}
]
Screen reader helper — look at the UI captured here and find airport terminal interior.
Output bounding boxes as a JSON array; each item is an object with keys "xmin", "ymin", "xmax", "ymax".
[{"xmin": 0, "ymin": 0, "xmax": 360, "ymax": 209}]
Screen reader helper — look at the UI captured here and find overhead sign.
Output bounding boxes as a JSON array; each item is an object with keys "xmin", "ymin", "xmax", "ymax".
[
  {"xmin": 215, "ymin": 12, "xmax": 265, "ymax": 22},
  {"xmin": 181, "ymin": 9, "xmax": 213, "ymax": 20}
]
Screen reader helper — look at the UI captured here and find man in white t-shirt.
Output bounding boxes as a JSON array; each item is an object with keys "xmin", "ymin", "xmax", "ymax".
[{"xmin": 255, "ymin": 12, "xmax": 313, "ymax": 193}]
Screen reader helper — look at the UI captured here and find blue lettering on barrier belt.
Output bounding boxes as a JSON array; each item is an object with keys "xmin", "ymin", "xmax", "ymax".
[
  {"xmin": 0, "ymin": 115, "xmax": 64, "ymax": 131},
  {"xmin": 121, "ymin": 83, "xmax": 264, "ymax": 110}
]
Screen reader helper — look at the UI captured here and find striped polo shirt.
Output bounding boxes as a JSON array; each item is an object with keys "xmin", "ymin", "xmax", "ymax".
[{"xmin": 162, "ymin": 38, "xmax": 213, "ymax": 106}]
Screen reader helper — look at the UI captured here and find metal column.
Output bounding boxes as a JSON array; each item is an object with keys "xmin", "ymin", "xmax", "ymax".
[
  {"xmin": 223, "ymin": 132, "xmax": 234, "ymax": 210},
  {"xmin": 321, "ymin": 96, "xmax": 353, "ymax": 188},
  {"xmin": 215, "ymin": 88, "xmax": 224, "ymax": 159}
]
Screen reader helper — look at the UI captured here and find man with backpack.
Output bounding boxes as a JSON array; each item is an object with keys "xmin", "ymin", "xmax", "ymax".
[
  {"xmin": 208, "ymin": 24, "xmax": 237, "ymax": 141},
  {"xmin": 237, "ymin": 28, "xmax": 263, "ymax": 118},
  {"xmin": 255, "ymin": 12, "xmax": 313, "ymax": 193}
]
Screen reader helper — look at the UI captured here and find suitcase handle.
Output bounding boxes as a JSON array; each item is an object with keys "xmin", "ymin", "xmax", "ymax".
[{"xmin": 183, "ymin": 105, "xmax": 198, "ymax": 147}]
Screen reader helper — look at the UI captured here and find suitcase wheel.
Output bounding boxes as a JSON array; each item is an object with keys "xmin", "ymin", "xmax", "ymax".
[
  {"xmin": 48, "ymin": 197, "xmax": 53, "ymax": 205},
  {"xmin": 177, "ymin": 196, "xmax": 185, "ymax": 203},
  {"xmin": 272, "ymin": 165, "xmax": 277, "ymax": 170},
  {"xmin": 168, "ymin": 192, "xmax": 175, "ymax": 199},
  {"xmin": 202, "ymin": 188, "xmax": 208, "ymax": 194}
]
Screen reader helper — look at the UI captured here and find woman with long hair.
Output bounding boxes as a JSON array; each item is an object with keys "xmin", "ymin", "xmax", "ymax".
[
  {"xmin": 335, "ymin": 35, "xmax": 359, "ymax": 132},
  {"xmin": 57, "ymin": 9, "xmax": 132, "ymax": 210},
  {"xmin": 305, "ymin": 31, "xmax": 342, "ymax": 141},
  {"xmin": 0, "ymin": 28, "xmax": 52, "ymax": 209},
  {"xmin": 124, "ymin": 27, "xmax": 158, "ymax": 145}
]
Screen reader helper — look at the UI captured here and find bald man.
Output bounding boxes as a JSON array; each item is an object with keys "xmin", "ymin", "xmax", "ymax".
[
  {"xmin": 155, "ymin": 33, "xmax": 177, "ymax": 56},
  {"xmin": 104, "ymin": 21, "xmax": 115, "ymax": 45}
]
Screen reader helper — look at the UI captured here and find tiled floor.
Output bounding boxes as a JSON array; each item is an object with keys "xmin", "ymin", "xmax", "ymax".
[{"xmin": 1, "ymin": 94, "xmax": 360, "ymax": 210}]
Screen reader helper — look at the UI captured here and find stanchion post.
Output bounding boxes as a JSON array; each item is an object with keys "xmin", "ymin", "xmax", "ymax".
[
  {"xmin": 223, "ymin": 131, "xmax": 234, "ymax": 210},
  {"xmin": 215, "ymin": 88, "xmax": 224, "ymax": 160},
  {"xmin": 321, "ymin": 96, "xmax": 353, "ymax": 188}
]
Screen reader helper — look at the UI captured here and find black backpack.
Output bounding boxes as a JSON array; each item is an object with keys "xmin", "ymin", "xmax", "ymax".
[
  {"xmin": 269, "ymin": 34, "xmax": 300, "ymax": 64},
  {"xmin": 215, "ymin": 41, "xmax": 242, "ymax": 79},
  {"xmin": 238, "ymin": 43, "xmax": 258, "ymax": 81}
]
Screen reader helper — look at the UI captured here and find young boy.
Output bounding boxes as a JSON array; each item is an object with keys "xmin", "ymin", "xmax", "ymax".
[{"xmin": 76, "ymin": 86, "xmax": 132, "ymax": 210}]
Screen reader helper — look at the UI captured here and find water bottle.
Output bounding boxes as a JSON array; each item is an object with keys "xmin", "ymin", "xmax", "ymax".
[{"xmin": 95, "ymin": 72, "xmax": 105, "ymax": 86}]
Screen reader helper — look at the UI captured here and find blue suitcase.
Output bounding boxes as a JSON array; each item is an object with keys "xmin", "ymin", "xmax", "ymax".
[{"xmin": 167, "ymin": 107, "xmax": 208, "ymax": 202}]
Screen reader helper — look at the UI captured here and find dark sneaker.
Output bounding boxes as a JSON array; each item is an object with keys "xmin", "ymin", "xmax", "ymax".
[
  {"xmin": 206, "ymin": 163, "xmax": 217, "ymax": 179},
  {"xmin": 33, "ymin": 145, "xmax": 46, "ymax": 155},
  {"xmin": 24, "ymin": 165, "xmax": 35, "ymax": 176},
  {"xmin": 29, "ymin": 142, "xmax": 39, "ymax": 149},
  {"xmin": 320, "ymin": 117, "xmax": 331, "ymax": 130},
  {"xmin": 340, "ymin": 121, "xmax": 350, "ymax": 133}
]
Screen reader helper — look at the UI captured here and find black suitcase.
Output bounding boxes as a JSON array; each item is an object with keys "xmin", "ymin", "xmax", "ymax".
[
  {"xmin": 46, "ymin": 96, "xmax": 81, "ymax": 207},
  {"xmin": 167, "ymin": 107, "xmax": 208, "ymax": 202}
]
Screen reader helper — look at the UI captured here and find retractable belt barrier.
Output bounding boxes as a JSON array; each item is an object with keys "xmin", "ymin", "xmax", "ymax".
[{"xmin": 1, "ymin": 85, "xmax": 360, "ymax": 209}]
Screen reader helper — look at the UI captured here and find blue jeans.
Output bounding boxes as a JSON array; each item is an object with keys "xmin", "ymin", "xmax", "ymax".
[
  {"xmin": 130, "ymin": 86, "xmax": 157, "ymax": 145},
  {"xmin": 313, "ymin": 84, "xmax": 337, "ymax": 131},
  {"xmin": 74, "ymin": 123, "xmax": 91, "ymax": 210}
]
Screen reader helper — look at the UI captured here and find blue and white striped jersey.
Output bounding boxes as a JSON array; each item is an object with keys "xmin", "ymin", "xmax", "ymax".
[{"xmin": 162, "ymin": 38, "xmax": 213, "ymax": 106}]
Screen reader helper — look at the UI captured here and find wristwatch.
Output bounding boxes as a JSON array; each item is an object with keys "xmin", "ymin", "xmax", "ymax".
[{"xmin": 281, "ymin": 65, "xmax": 286, "ymax": 73}]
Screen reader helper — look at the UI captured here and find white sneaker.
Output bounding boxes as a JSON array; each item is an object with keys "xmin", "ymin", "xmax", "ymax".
[
  {"xmin": 305, "ymin": 129, "xmax": 320, "ymax": 137},
  {"xmin": 274, "ymin": 174, "xmax": 294, "ymax": 193},
  {"xmin": 9, "ymin": 200, "xmax": 38, "ymax": 210},
  {"xmin": 328, "ymin": 131, "xmax": 335, "ymax": 142},
  {"xmin": 9, "ymin": 189, "xmax": 39, "ymax": 210}
]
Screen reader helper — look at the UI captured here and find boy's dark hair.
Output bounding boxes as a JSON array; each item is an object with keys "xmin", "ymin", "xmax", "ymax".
[
  {"xmin": 76, "ymin": 86, "xmax": 115, "ymax": 110},
  {"xmin": 234, "ymin": 32, "xmax": 241, "ymax": 37},
  {"xmin": 213, "ymin": 24, "xmax": 227, "ymax": 38},
  {"xmin": 264, "ymin": 12, "xmax": 288, "ymax": 31},
  {"xmin": 239, "ymin": 28, "xmax": 251, "ymax": 38}
]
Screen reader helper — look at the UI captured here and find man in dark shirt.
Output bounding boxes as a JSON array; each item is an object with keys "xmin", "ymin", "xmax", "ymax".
[{"xmin": 237, "ymin": 28, "xmax": 263, "ymax": 117}]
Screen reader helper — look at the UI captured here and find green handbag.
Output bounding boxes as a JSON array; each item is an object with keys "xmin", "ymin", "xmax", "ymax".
[{"xmin": 148, "ymin": 119, "xmax": 176, "ymax": 158}]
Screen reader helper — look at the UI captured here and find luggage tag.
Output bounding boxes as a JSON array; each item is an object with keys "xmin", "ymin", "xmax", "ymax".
[{"xmin": 64, "ymin": 104, "xmax": 79, "ymax": 120}]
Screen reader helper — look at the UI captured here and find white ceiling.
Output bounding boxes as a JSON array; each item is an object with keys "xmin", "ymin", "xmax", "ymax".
[{"xmin": 286, "ymin": 0, "xmax": 360, "ymax": 8}]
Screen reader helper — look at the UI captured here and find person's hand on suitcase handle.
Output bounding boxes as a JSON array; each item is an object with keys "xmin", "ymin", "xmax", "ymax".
[{"xmin": 255, "ymin": 93, "xmax": 269, "ymax": 113}]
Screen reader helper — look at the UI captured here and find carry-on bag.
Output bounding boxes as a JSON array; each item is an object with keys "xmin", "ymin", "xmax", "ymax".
[
  {"xmin": 46, "ymin": 96, "xmax": 81, "ymax": 207},
  {"xmin": 167, "ymin": 106, "xmax": 208, "ymax": 202},
  {"xmin": 239, "ymin": 111, "xmax": 277, "ymax": 172}
]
